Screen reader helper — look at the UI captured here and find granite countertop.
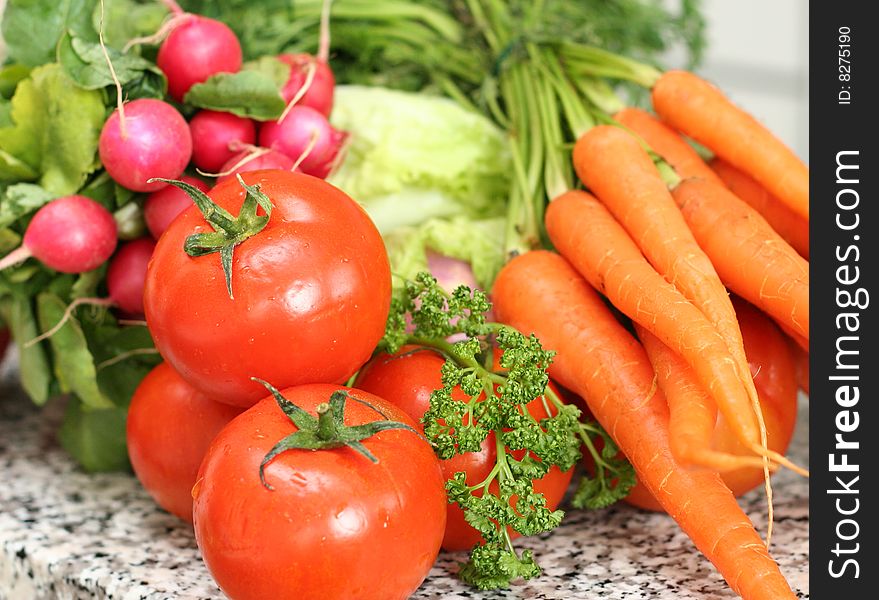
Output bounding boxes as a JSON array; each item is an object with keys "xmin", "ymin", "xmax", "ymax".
[{"xmin": 0, "ymin": 363, "xmax": 809, "ymax": 600}]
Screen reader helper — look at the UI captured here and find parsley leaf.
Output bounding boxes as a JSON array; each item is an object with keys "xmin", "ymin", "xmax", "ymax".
[{"xmin": 385, "ymin": 273, "xmax": 634, "ymax": 589}]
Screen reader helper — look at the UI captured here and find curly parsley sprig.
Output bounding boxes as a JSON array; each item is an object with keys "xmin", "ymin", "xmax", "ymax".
[{"xmin": 381, "ymin": 273, "xmax": 635, "ymax": 589}]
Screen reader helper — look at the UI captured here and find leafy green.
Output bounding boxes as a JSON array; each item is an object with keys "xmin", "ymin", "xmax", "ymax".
[
  {"xmin": 0, "ymin": 228, "xmax": 21, "ymax": 255},
  {"xmin": 328, "ymin": 86, "xmax": 510, "ymax": 233},
  {"xmin": 177, "ymin": 0, "xmax": 296, "ymax": 60},
  {"xmin": 70, "ymin": 267, "xmax": 106, "ymax": 300},
  {"xmin": 242, "ymin": 56, "xmax": 291, "ymax": 90},
  {"xmin": 0, "ymin": 64, "xmax": 105, "ymax": 196},
  {"xmin": 184, "ymin": 70, "xmax": 286, "ymax": 120},
  {"xmin": 36, "ymin": 292, "xmax": 114, "ymax": 409},
  {"xmin": 286, "ymin": 0, "xmax": 704, "ymax": 254},
  {"xmin": 85, "ymin": 323, "xmax": 160, "ymax": 406},
  {"xmin": 0, "ymin": 64, "xmax": 31, "ymax": 99},
  {"xmin": 0, "ymin": 99, "xmax": 10, "ymax": 127},
  {"xmin": 78, "ymin": 171, "xmax": 117, "ymax": 207},
  {"xmin": 0, "ymin": 184, "xmax": 54, "ymax": 228},
  {"xmin": 58, "ymin": 33, "xmax": 167, "ymax": 97},
  {"xmin": 383, "ymin": 273, "xmax": 633, "ymax": 589},
  {"xmin": 113, "ymin": 203, "xmax": 147, "ymax": 240},
  {"xmin": 58, "ymin": 397, "xmax": 130, "ymax": 472},
  {"xmin": 572, "ymin": 425, "xmax": 637, "ymax": 509},
  {"xmin": 383, "ymin": 217, "xmax": 506, "ymax": 290},
  {"xmin": 0, "ymin": 149, "xmax": 38, "ymax": 184},
  {"xmin": 283, "ymin": 0, "xmax": 704, "ymax": 92},
  {"xmin": 0, "ymin": 293, "xmax": 52, "ymax": 405},
  {"xmin": 1, "ymin": 0, "xmax": 97, "ymax": 67},
  {"xmin": 89, "ymin": 0, "xmax": 168, "ymax": 51}
]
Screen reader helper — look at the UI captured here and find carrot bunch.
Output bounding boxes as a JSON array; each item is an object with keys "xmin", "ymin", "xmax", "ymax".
[{"xmin": 493, "ymin": 70, "xmax": 809, "ymax": 600}]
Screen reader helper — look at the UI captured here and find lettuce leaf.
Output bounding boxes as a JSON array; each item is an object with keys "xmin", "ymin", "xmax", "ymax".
[
  {"xmin": 383, "ymin": 217, "xmax": 507, "ymax": 290},
  {"xmin": 328, "ymin": 85, "xmax": 511, "ymax": 233}
]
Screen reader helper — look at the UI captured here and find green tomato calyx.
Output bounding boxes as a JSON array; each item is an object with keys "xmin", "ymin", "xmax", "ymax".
[
  {"xmin": 251, "ymin": 378, "xmax": 420, "ymax": 491},
  {"xmin": 148, "ymin": 175, "xmax": 273, "ymax": 300}
]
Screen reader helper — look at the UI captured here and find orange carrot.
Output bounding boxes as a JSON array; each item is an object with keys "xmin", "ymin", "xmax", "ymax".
[
  {"xmin": 571, "ymin": 127, "xmax": 777, "ymax": 476},
  {"xmin": 711, "ymin": 158, "xmax": 809, "ymax": 259},
  {"xmin": 778, "ymin": 321, "xmax": 809, "ymax": 353},
  {"xmin": 672, "ymin": 178, "xmax": 809, "ymax": 342},
  {"xmin": 545, "ymin": 190, "xmax": 804, "ymax": 477},
  {"xmin": 635, "ymin": 324, "xmax": 767, "ymax": 472},
  {"xmin": 652, "ymin": 70, "xmax": 809, "ymax": 220},
  {"xmin": 613, "ymin": 108, "xmax": 809, "ymax": 259},
  {"xmin": 492, "ymin": 250, "xmax": 797, "ymax": 600},
  {"xmin": 614, "ymin": 107, "xmax": 723, "ymax": 185}
]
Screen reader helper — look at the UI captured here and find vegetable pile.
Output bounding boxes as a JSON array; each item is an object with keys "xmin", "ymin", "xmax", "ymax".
[{"xmin": 0, "ymin": 1, "xmax": 810, "ymax": 599}]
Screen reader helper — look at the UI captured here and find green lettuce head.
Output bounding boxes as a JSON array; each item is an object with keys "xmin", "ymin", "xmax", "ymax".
[{"xmin": 328, "ymin": 85, "xmax": 510, "ymax": 233}]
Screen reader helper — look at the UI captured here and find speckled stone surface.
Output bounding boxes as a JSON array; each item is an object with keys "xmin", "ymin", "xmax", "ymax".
[{"xmin": 0, "ymin": 362, "xmax": 808, "ymax": 600}]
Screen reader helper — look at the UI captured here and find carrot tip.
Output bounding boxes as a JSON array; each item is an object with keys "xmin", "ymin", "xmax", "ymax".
[{"xmin": 749, "ymin": 444, "xmax": 809, "ymax": 478}]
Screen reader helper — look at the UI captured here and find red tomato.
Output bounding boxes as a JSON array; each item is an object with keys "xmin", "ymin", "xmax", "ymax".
[
  {"xmin": 126, "ymin": 362, "xmax": 243, "ymax": 522},
  {"xmin": 791, "ymin": 339, "xmax": 809, "ymax": 394},
  {"xmin": 192, "ymin": 384, "xmax": 446, "ymax": 600},
  {"xmin": 143, "ymin": 170, "xmax": 391, "ymax": 407},
  {"xmin": 624, "ymin": 297, "xmax": 798, "ymax": 510},
  {"xmin": 355, "ymin": 346, "xmax": 574, "ymax": 551}
]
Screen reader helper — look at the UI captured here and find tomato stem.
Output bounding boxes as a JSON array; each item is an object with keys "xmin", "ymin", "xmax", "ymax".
[
  {"xmin": 252, "ymin": 379, "xmax": 421, "ymax": 489},
  {"xmin": 149, "ymin": 176, "xmax": 274, "ymax": 299},
  {"xmin": 315, "ymin": 402, "xmax": 336, "ymax": 440}
]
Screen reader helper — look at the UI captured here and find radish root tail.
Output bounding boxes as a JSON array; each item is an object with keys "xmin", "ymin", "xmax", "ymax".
[
  {"xmin": 199, "ymin": 147, "xmax": 272, "ymax": 178},
  {"xmin": 96, "ymin": 347, "xmax": 160, "ymax": 371},
  {"xmin": 25, "ymin": 297, "xmax": 116, "ymax": 348},
  {"xmin": 99, "ymin": 0, "xmax": 128, "ymax": 139},
  {"xmin": 122, "ymin": 13, "xmax": 191, "ymax": 53},
  {"xmin": 290, "ymin": 129, "xmax": 321, "ymax": 173},
  {"xmin": 318, "ymin": 0, "xmax": 333, "ymax": 63},
  {"xmin": 278, "ymin": 60, "xmax": 318, "ymax": 125}
]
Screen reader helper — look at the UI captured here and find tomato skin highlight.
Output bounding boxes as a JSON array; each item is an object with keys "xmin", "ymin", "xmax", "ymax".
[
  {"xmin": 143, "ymin": 170, "xmax": 391, "ymax": 406},
  {"xmin": 355, "ymin": 347, "xmax": 574, "ymax": 551},
  {"xmin": 126, "ymin": 362, "xmax": 243, "ymax": 522},
  {"xmin": 192, "ymin": 384, "xmax": 446, "ymax": 600}
]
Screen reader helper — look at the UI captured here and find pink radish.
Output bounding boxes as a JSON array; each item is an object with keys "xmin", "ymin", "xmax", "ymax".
[
  {"xmin": 157, "ymin": 15, "xmax": 243, "ymax": 102},
  {"xmin": 26, "ymin": 238, "xmax": 156, "ymax": 348},
  {"xmin": 0, "ymin": 196, "xmax": 117, "ymax": 274},
  {"xmin": 106, "ymin": 238, "xmax": 157, "ymax": 315},
  {"xmin": 426, "ymin": 251, "xmax": 482, "ymax": 293},
  {"xmin": 144, "ymin": 176, "xmax": 210, "ymax": 239},
  {"xmin": 99, "ymin": 99, "xmax": 192, "ymax": 193},
  {"xmin": 277, "ymin": 0, "xmax": 335, "ymax": 117},
  {"xmin": 189, "ymin": 111, "xmax": 256, "ymax": 172},
  {"xmin": 258, "ymin": 106, "xmax": 343, "ymax": 177},
  {"xmin": 300, "ymin": 127, "xmax": 348, "ymax": 179},
  {"xmin": 215, "ymin": 148, "xmax": 296, "ymax": 184},
  {"xmin": 279, "ymin": 54, "xmax": 335, "ymax": 118}
]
